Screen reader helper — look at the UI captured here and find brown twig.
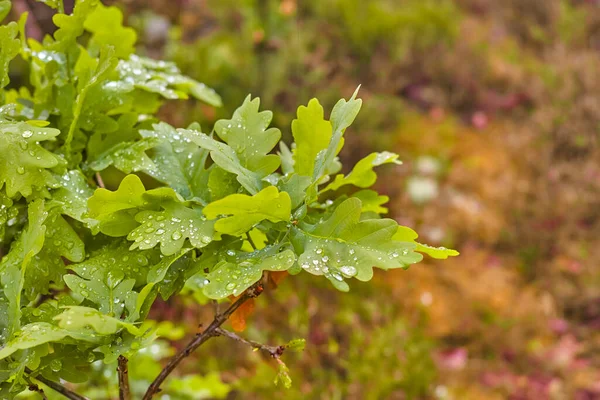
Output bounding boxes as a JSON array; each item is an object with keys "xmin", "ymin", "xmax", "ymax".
[
  {"xmin": 25, "ymin": 368, "xmax": 88, "ymax": 400},
  {"xmin": 117, "ymin": 355, "xmax": 131, "ymax": 400},
  {"xmin": 211, "ymin": 299, "xmax": 220, "ymax": 316},
  {"xmin": 25, "ymin": 377, "xmax": 48, "ymax": 400},
  {"xmin": 215, "ymin": 327, "xmax": 285, "ymax": 358},
  {"xmin": 142, "ymin": 283, "xmax": 264, "ymax": 399}
]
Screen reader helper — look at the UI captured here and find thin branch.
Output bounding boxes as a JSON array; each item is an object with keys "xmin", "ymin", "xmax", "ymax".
[
  {"xmin": 215, "ymin": 327, "xmax": 284, "ymax": 358},
  {"xmin": 117, "ymin": 355, "xmax": 131, "ymax": 400},
  {"xmin": 25, "ymin": 376, "xmax": 48, "ymax": 400},
  {"xmin": 211, "ymin": 299, "xmax": 220, "ymax": 316},
  {"xmin": 25, "ymin": 368, "xmax": 88, "ymax": 400},
  {"xmin": 142, "ymin": 283, "xmax": 264, "ymax": 400},
  {"xmin": 95, "ymin": 172, "xmax": 105, "ymax": 188}
]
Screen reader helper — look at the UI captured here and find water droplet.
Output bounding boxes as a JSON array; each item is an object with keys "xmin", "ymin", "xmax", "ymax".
[
  {"xmin": 16, "ymin": 166, "xmax": 25, "ymax": 175},
  {"xmin": 22, "ymin": 130, "xmax": 33, "ymax": 138},
  {"xmin": 106, "ymin": 271, "xmax": 124, "ymax": 289},
  {"xmin": 50, "ymin": 359, "xmax": 62, "ymax": 372},
  {"xmin": 332, "ymin": 272, "xmax": 343, "ymax": 281},
  {"xmin": 340, "ymin": 265, "xmax": 357, "ymax": 277},
  {"xmin": 171, "ymin": 231, "xmax": 182, "ymax": 240},
  {"xmin": 226, "ymin": 283, "xmax": 236, "ymax": 290}
]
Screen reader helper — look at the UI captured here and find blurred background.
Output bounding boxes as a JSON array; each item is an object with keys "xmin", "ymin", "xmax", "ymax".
[{"xmin": 9, "ymin": 0, "xmax": 600, "ymax": 398}]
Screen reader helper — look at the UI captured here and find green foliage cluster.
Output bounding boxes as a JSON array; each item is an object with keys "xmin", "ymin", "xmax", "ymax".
[{"xmin": 0, "ymin": 0, "xmax": 456, "ymax": 397}]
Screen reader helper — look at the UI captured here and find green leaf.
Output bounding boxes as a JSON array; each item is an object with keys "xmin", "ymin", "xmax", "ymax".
[
  {"xmin": 117, "ymin": 55, "xmax": 221, "ymax": 106},
  {"xmin": 24, "ymin": 210, "xmax": 85, "ymax": 301},
  {"xmin": 87, "ymin": 113, "xmax": 139, "ymax": 161},
  {"xmin": 311, "ymin": 87, "xmax": 362, "ymax": 188},
  {"xmin": 323, "ymin": 152, "xmax": 401, "ymax": 192},
  {"xmin": 278, "ymin": 174, "xmax": 311, "ymax": 209},
  {"xmin": 140, "ymin": 122, "xmax": 211, "ymax": 201},
  {"xmin": 214, "ymin": 95, "xmax": 281, "ymax": 177},
  {"xmin": 184, "ymin": 128, "xmax": 264, "ymax": 194},
  {"xmin": 83, "ymin": 3, "xmax": 137, "ymax": 58},
  {"xmin": 0, "ymin": 322, "xmax": 99, "ymax": 361},
  {"xmin": 203, "ymin": 186, "xmax": 291, "ymax": 236},
  {"xmin": 0, "ymin": 189, "xmax": 13, "ymax": 243},
  {"xmin": 97, "ymin": 328, "xmax": 156, "ymax": 363},
  {"xmin": 144, "ymin": 249, "xmax": 195, "ymax": 301},
  {"xmin": 0, "ymin": 22, "xmax": 20, "ymax": 89},
  {"xmin": 274, "ymin": 360, "xmax": 292, "ymax": 389},
  {"xmin": 51, "ymin": 170, "xmax": 95, "ymax": 222},
  {"xmin": 0, "ymin": 200, "xmax": 47, "ymax": 337},
  {"xmin": 285, "ymin": 338, "xmax": 306, "ymax": 352},
  {"xmin": 391, "ymin": 226, "xmax": 460, "ymax": 259},
  {"xmin": 292, "ymin": 198, "xmax": 423, "ymax": 291},
  {"xmin": 87, "ymin": 174, "xmax": 148, "ymax": 236},
  {"xmin": 0, "ymin": 121, "xmax": 62, "ymax": 197},
  {"xmin": 36, "ymin": 0, "xmax": 61, "ymax": 10},
  {"xmin": 0, "ymin": 1, "xmax": 11, "ymax": 22},
  {"xmin": 64, "ymin": 45, "xmax": 119, "ymax": 154},
  {"xmin": 208, "ymin": 166, "xmax": 241, "ymax": 202},
  {"xmin": 51, "ymin": 0, "xmax": 99, "ymax": 53},
  {"xmin": 291, "ymin": 98, "xmax": 334, "ymax": 177},
  {"xmin": 63, "ymin": 242, "xmax": 155, "ymax": 317},
  {"xmin": 88, "ymin": 138, "xmax": 159, "ymax": 174},
  {"xmin": 415, "ymin": 243, "xmax": 460, "ymax": 259},
  {"xmin": 203, "ymin": 247, "xmax": 296, "ymax": 299},
  {"xmin": 54, "ymin": 306, "xmax": 142, "ymax": 335},
  {"xmin": 128, "ymin": 202, "xmax": 214, "ymax": 256},
  {"xmin": 352, "ymin": 189, "xmax": 390, "ymax": 214}
]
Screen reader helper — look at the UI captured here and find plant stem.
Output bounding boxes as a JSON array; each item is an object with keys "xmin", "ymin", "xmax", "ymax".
[
  {"xmin": 142, "ymin": 283, "xmax": 264, "ymax": 399},
  {"xmin": 25, "ymin": 368, "xmax": 88, "ymax": 400},
  {"xmin": 215, "ymin": 327, "xmax": 284, "ymax": 358},
  {"xmin": 246, "ymin": 232, "xmax": 258, "ymax": 250},
  {"xmin": 24, "ymin": 375, "xmax": 48, "ymax": 400},
  {"xmin": 95, "ymin": 172, "xmax": 105, "ymax": 188},
  {"xmin": 117, "ymin": 355, "xmax": 131, "ymax": 400}
]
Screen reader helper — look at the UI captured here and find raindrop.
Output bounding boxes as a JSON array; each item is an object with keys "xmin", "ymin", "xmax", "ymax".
[
  {"xmin": 340, "ymin": 265, "xmax": 357, "ymax": 277},
  {"xmin": 50, "ymin": 360, "xmax": 62, "ymax": 372}
]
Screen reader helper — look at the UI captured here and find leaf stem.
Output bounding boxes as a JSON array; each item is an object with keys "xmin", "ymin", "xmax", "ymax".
[
  {"xmin": 117, "ymin": 355, "xmax": 131, "ymax": 400},
  {"xmin": 25, "ymin": 368, "xmax": 88, "ymax": 400},
  {"xmin": 215, "ymin": 327, "xmax": 284, "ymax": 358},
  {"xmin": 246, "ymin": 232, "xmax": 258, "ymax": 250},
  {"xmin": 95, "ymin": 172, "xmax": 105, "ymax": 188},
  {"xmin": 142, "ymin": 283, "xmax": 264, "ymax": 399}
]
